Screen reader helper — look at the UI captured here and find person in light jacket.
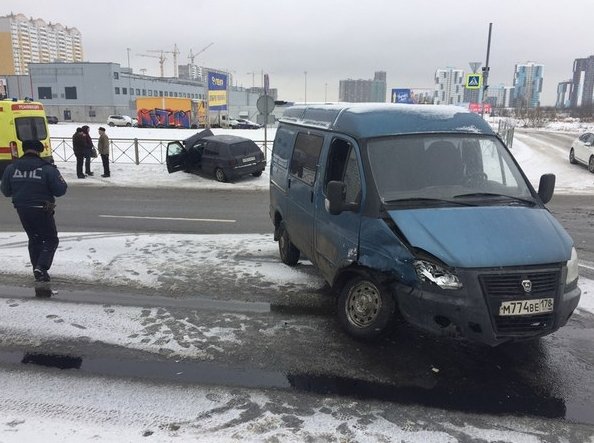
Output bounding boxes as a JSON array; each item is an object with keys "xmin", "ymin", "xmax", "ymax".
[{"xmin": 97, "ymin": 127, "xmax": 110, "ymax": 177}]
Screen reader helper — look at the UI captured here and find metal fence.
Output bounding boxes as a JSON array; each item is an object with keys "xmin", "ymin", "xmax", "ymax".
[
  {"xmin": 497, "ymin": 120, "xmax": 515, "ymax": 149},
  {"xmin": 50, "ymin": 137, "xmax": 271, "ymax": 164}
]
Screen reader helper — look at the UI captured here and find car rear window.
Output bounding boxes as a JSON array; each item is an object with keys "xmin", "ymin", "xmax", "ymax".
[
  {"xmin": 230, "ymin": 141, "xmax": 261, "ymax": 156},
  {"xmin": 15, "ymin": 117, "xmax": 47, "ymax": 141}
]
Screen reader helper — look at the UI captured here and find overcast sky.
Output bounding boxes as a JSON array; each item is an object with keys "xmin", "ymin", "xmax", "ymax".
[{"xmin": 4, "ymin": 0, "xmax": 594, "ymax": 105}]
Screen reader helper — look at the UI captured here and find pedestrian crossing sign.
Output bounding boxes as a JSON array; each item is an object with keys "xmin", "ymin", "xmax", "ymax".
[{"xmin": 466, "ymin": 74, "xmax": 482, "ymax": 89}]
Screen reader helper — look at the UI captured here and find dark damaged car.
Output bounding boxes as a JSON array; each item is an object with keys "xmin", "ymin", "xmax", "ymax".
[
  {"xmin": 166, "ymin": 129, "xmax": 266, "ymax": 182},
  {"xmin": 269, "ymin": 103, "xmax": 581, "ymax": 346}
]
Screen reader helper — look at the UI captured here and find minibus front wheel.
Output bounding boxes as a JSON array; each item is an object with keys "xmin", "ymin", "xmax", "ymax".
[
  {"xmin": 278, "ymin": 222, "xmax": 300, "ymax": 266},
  {"xmin": 337, "ymin": 274, "xmax": 395, "ymax": 339}
]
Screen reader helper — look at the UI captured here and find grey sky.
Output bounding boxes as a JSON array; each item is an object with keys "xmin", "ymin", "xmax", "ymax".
[{"xmin": 4, "ymin": 0, "xmax": 593, "ymax": 105}]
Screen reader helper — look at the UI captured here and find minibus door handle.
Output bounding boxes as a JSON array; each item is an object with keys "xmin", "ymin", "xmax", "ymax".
[{"xmin": 310, "ymin": 190, "xmax": 314, "ymax": 202}]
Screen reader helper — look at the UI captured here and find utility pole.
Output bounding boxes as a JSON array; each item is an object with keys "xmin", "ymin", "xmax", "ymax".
[{"xmin": 481, "ymin": 23, "xmax": 492, "ymax": 119}]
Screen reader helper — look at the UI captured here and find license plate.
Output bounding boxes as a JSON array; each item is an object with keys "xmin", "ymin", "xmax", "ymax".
[
  {"xmin": 499, "ymin": 298, "xmax": 554, "ymax": 316},
  {"xmin": 242, "ymin": 156, "xmax": 256, "ymax": 163}
]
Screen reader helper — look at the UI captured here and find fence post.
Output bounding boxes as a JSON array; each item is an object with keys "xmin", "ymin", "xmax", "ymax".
[{"xmin": 134, "ymin": 138, "xmax": 139, "ymax": 165}]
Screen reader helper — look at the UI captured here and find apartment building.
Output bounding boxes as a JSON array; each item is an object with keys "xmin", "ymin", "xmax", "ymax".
[
  {"xmin": 512, "ymin": 62, "xmax": 543, "ymax": 108},
  {"xmin": 569, "ymin": 55, "xmax": 594, "ymax": 109},
  {"xmin": 0, "ymin": 13, "xmax": 83, "ymax": 75},
  {"xmin": 434, "ymin": 67, "xmax": 464, "ymax": 105},
  {"xmin": 339, "ymin": 71, "xmax": 387, "ymax": 102}
]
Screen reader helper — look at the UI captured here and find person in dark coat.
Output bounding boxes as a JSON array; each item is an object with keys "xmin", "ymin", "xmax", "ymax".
[
  {"xmin": 72, "ymin": 127, "xmax": 87, "ymax": 178},
  {"xmin": 81, "ymin": 125, "xmax": 94, "ymax": 176},
  {"xmin": 1, "ymin": 140, "xmax": 68, "ymax": 282}
]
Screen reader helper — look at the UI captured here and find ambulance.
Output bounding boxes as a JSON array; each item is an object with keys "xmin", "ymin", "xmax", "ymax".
[{"xmin": 0, "ymin": 98, "xmax": 53, "ymax": 176}]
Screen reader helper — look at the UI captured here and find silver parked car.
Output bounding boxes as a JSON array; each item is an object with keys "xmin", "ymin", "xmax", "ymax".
[{"xmin": 569, "ymin": 132, "xmax": 594, "ymax": 173}]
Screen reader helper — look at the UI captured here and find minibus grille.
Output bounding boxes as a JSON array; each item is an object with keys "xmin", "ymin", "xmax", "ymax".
[{"xmin": 479, "ymin": 270, "xmax": 560, "ymax": 335}]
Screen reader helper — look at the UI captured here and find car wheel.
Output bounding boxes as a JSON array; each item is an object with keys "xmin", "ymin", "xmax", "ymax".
[
  {"xmin": 126, "ymin": 123, "xmax": 131, "ymax": 127},
  {"xmin": 337, "ymin": 274, "xmax": 395, "ymax": 340},
  {"xmin": 108, "ymin": 122, "xmax": 115, "ymax": 127},
  {"xmin": 569, "ymin": 148, "xmax": 577, "ymax": 164},
  {"xmin": 215, "ymin": 168, "xmax": 227, "ymax": 182},
  {"xmin": 589, "ymin": 156, "xmax": 594, "ymax": 173},
  {"xmin": 278, "ymin": 222, "xmax": 300, "ymax": 266},
  {"xmin": 252, "ymin": 171, "xmax": 263, "ymax": 177}
]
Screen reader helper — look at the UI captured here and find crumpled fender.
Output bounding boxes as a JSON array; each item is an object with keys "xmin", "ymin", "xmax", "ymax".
[{"xmin": 358, "ymin": 217, "xmax": 417, "ymax": 286}]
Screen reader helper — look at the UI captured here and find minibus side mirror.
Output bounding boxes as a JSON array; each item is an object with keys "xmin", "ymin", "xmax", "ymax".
[
  {"xmin": 537, "ymin": 173, "xmax": 555, "ymax": 204},
  {"xmin": 326, "ymin": 181, "xmax": 360, "ymax": 215}
]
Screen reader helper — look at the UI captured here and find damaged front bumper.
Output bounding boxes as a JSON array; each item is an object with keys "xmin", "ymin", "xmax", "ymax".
[{"xmin": 395, "ymin": 265, "xmax": 581, "ymax": 347}]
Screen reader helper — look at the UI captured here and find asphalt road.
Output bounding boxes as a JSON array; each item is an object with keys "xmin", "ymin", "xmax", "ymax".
[
  {"xmin": 0, "ymin": 186, "xmax": 272, "ymax": 234},
  {"xmin": 1, "ymin": 129, "xmax": 593, "ymax": 438}
]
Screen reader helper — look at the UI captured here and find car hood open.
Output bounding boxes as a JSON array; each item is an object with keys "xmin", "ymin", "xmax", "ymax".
[{"xmin": 388, "ymin": 206, "xmax": 573, "ymax": 268}]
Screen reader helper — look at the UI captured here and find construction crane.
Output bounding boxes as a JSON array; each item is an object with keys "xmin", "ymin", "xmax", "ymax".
[
  {"xmin": 148, "ymin": 44, "xmax": 180, "ymax": 78},
  {"xmin": 136, "ymin": 52, "xmax": 166, "ymax": 77},
  {"xmin": 188, "ymin": 42, "xmax": 214, "ymax": 65}
]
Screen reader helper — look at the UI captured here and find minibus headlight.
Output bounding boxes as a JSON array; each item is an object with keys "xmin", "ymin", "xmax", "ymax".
[
  {"xmin": 414, "ymin": 260, "xmax": 463, "ymax": 290},
  {"xmin": 566, "ymin": 247, "xmax": 579, "ymax": 286}
]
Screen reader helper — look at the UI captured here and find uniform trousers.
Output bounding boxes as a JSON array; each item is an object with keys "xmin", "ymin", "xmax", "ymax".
[{"xmin": 16, "ymin": 207, "xmax": 59, "ymax": 272}]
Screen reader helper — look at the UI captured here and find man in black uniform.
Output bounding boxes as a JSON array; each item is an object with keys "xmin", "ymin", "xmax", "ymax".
[{"xmin": 1, "ymin": 140, "xmax": 68, "ymax": 282}]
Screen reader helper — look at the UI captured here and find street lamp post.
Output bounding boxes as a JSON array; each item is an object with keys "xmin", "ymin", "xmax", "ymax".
[{"xmin": 304, "ymin": 71, "xmax": 307, "ymax": 104}]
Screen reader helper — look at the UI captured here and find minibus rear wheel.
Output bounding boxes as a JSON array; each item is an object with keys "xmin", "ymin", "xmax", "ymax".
[
  {"xmin": 337, "ymin": 275, "xmax": 395, "ymax": 339},
  {"xmin": 278, "ymin": 223, "xmax": 300, "ymax": 266}
]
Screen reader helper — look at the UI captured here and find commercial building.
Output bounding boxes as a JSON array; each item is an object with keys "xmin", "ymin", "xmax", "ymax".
[
  {"xmin": 512, "ymin": 62, "xmax": 543, "ymax": 108},
  {"xmin": 0, "ymin": 13, "xmax": 83, "ymax": 75},
  {"xmin": 2, "ymin": 62, "xmax": 263, "ymax": 123},
  {"xmin": 434, "ymin": 67, "xmax": 464, "ymax": 105},
  {"xmin": 339, "ymin": 71, "xmax": 387, "ymax": 102}
]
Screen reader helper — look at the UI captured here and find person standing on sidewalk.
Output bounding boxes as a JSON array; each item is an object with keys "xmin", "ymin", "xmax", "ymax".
[
  {"xmin": 1, "ymin": 140, "xmax": 68, "ymax": 282},
  {"xmin": 97, "ymin": 127, "xmax": 110, "ymax": 177},
  {"xmin": 81, "ymin": 125, "xmax": 94, "ymax": 176},
  {"xmin": 72, "ymin": 127, "xmax": 87, "ymax": 178}
]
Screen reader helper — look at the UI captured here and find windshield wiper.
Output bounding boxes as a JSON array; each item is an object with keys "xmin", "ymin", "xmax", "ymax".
[
  {"xmin": 453, "ymin": 193, "xmax": 536, "ymax": 206},
  {"xmin": 384, "ymin": 197, "xmax": 476, "ymax": 207}
]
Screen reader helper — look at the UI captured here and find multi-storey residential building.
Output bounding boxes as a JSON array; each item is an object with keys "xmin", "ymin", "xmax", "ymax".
[
  {"xmin": 339, "ymin": 71, "xmax": 387, "ymax": 102},
  {"xmin": 569, "ymin": 55, "xmax": 594, "ymax": 109},
  {"xmin": 0, "ymin": 13, "xmax": 83, "ymax": 75},
  {"xmin": 434, "ymin": 67, "xmax": 464, "ymax": 105},
  {"xmin": 512, "ymin": 62, "xmax": 543, "ymax": 108},
  {"xmin": 556, "ymin": 80, "xmax": 573, "ymax": 109},
  {"xmin": 487, "ymin": 84, "xmax": 514, "ymax": 108}
]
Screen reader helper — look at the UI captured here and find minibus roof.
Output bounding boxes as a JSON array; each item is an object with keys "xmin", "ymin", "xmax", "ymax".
[{"xmin": 278, "ymin": 103, "xmax": 495, "ymax": 139}]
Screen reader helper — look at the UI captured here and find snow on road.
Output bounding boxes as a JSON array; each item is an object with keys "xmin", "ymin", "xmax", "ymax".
[{"xmin": 1, "ymin": 122, "xmax": 594, "ymax": 442}]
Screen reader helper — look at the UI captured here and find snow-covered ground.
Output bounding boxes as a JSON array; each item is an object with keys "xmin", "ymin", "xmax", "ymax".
[
  {"xmin": 2, "ymin": 122, "xmax": 593, "ymax": 313},
  {"xmin": 1, "ymin": 120, "xmax": 594, "ymax": 441}
]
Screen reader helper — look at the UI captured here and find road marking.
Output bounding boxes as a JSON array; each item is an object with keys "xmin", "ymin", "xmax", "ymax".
[
  {"xmin": 579, "ymin": 263, "xmax": 594, "ymax": 271},
  {"xmin": 99, "ymin": 215, "xmax": 236, "ymax": 223}
]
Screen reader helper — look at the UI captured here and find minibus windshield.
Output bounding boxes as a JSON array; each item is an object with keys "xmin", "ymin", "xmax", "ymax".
[{"xmin": 366, "ymin": 134, "xmax": 535, "ymax": 205}]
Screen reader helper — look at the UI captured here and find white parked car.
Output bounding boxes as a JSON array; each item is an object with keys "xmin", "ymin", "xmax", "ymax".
[
  {"xmin": 230, "ymin": 118, "xmax": 261, "ymax": 129},
  {"xmin": 569, "ymin": 132, "xmax": 594, "ymax": 173},
  {"xmin": 107, "ymin": 115, "xmax": 134, "ymax": 127}
]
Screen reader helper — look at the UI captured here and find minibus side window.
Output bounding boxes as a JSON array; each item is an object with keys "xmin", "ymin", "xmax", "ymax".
[
  {"xmin": 290, "ymin": 132, "xmax": 323, "ymax": 186},
  {"xmin": 325, "ymin": 138, "xmax": 361, "ymax": 204}
]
